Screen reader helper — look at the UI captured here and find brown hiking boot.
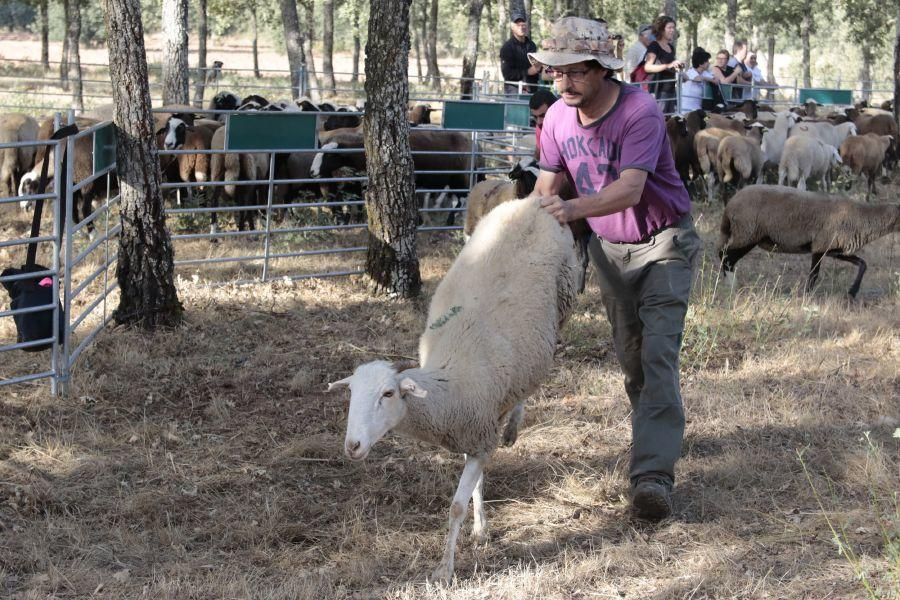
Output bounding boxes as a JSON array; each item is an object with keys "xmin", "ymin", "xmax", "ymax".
[{"xmin": 630, "ymin": 475, "xmax": 674, "ymax": 521}]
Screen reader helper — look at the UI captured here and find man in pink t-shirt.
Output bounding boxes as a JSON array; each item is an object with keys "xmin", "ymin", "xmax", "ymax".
[{"xmin": 528, "ymin": 17, "xmax": 700, "ymax": 521}]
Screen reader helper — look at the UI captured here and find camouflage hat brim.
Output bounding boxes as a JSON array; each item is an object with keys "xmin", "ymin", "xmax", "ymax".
[{"xmin": 528, "ymin": 51, "xmax": 625, "ymax": 71}]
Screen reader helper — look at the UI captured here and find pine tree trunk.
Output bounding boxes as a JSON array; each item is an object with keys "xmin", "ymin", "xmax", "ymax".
[
  {"xmin": 162, "ymin": 0, "xmax": 189, "ymax": 105},
  {"xmin": 460, "ymin": 0, "xmax": 485, "ymax": 99},
  {"xmin": 193, "ymin": 0, "xmax": 207, "ymax": 107},
  {"xmin": 351, "ymin": 0, "xmax": 361, "ymax": 83},
  {"xmin": 724, "ymin": 0, "xmax": 736, "ymax": 53},
  {"xmin": 40, "ymin": 0, "xmax": 49, "ymax": 71},
  {"xmin": 60, "ymin": 0, "xmax": 70, "ymax": 91},
  {"xmin": 766, "ymin": 33, "xmax": 776, "ymax": 100},
  {"xmin": 800, "ymin": 6, "xmax": 811, "ymax": 88},
  {"xmin": 420, "ymin": 0, "xmax": 432, "ymax": 79},
  {"xmin": 427, "ymin": 0, "xmax": 441, "ymax": 90},
  {"xmin": 281, "ymin": 0, "xmax": 307, "ymax": 99},
  {"xmin": 364, "ymin": 0, "xmax": 421, "ymax": 298},
  {"xmin": 102, "ymin": 0, "xmax": 183, "ymax": 328},
  {"xmin": 252, "ymin": 7, "xmax": 260, "ymax": 78},
  {"xmin": 894, "ymin": 0, "xmax": 900, "ymax": 123},
  {"xmin": 68, "ymin": 0, "xmax": 83, "ymax": 112},
  {"xmin": 304, "ymin": 0, "xmax": 322, "ymax": 97},
  {"xmin": 661, "ymin": 0, "xmax": 676, "ymax": 19},
  {"xmin": 323, "ymin": 0, "xmax": 336, "ymax": 95},
  {"xmin": 860, "ymin": 46, "xmax": 873, "ymax": 103},
  {"xmin": 413, "ymin": 8, "xmax": 423, "ymax": 83},
  {"xmin": 484, "ymin": 0, "xmax": 497, "ymax": 73}
]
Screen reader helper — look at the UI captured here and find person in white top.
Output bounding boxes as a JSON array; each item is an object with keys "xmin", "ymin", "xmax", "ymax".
[
  {"xmin": 623, "ymin": 24, "xmax": 654, "ymax": 83},
  {"xmin": 681, "ymin": 48, "xmax": 714, "ymax": 113},
  {"xmin": 726, "ymin": 40, "xmax": 753, "ymax": 100},
  {"xmin": 746, "ymin": 52, "xmax": 768, "ymax": 99}
]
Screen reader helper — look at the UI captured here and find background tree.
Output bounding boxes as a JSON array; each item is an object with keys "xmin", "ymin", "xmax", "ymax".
[
  {"xmin": 60, "ymin": 0, "xmax": 69, "ymax": 90},
  {"xmin": 192, "ymin": 0, "xmax": 208, "ymax": 107},
  {"xmin": 251, "ymin": 4, "xmax": 261, "ymax": 78},
  {"xmin": 39, "ymin": 0, "xmax": 48, "ymax": 70},
  {"xmin": 302, "ymin": 0, "xmax": 321, "ymax": 96},
  {"xmin": 67, "ymin": 0, "xmax": 83, "ymax": 111},
  {"xmin": 661, "ymin": 0, "xmax": 676, "ymax": 19},
  {"xmin": 103, "ymin": 0, "xmax": 183, "ymax": 328},
  {"xmin": 459, "ymin": 0, "xmax": 485, "ymax": 99},
  {"xmin": 363, "ymin": 0, "xmax": 421, "ymax": 297},
  {"xmin": 841, "ymin": 0, "xmax": 891, "ymax": 102},
  {"xmin": 322, "ymin": 0, "xmax": 336, "ymax": 95},
  {"xmin": 426, "ymin": 0, "xmax": 441, "ymax": 90},
  {"xmin": 895, "ymin": 0, "xmax": 899, "ymax": 123},
  {"xmin": 724, "ymin": 0, "xmax": 737, "ymax": 52},
  {"xmin": 162, "ymin": 0, "xmax": 189, "ymax": 105},
  {"xmin": 280, "ymin": 0, "xmax": 307, "ymax": 99},
  {"xmin": 350, "ymin": 0, "xmax": 361, "ymax": 83}
]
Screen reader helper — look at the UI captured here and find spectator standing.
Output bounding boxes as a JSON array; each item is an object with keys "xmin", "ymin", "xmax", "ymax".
[
  {"xmin": 680, "ymin": 48, "xmax": 714, "ymax": 113},
  {"xmin": 726, "ymin": 40, "xmax": 753, "ymax": 100},
  {"xmin": 529, "ymin": 88, "xmax": 558, "ymax": 160},
  {"xmin": 624, "ymin": 24, "xmax": 654, "ymax": 83},
  {"xmin": 643, "ymin": 16, "xmax": 684, "ymax": 114},
  {"xmin": 527, "ymin": 16, "xmax": 699, "ymax": 522},
  {"xmin": 500, "ymin": 11, "xmax": 540, "ymax": 95}
]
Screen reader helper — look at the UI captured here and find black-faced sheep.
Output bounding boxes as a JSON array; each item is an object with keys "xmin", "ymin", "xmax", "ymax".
[
  {"xmin": 329, "ymin": 197, "xmax": 580, "ymax": 583},
  {"xmin": 839, "ymin": 133, "xmax": 893, "ymax": 201},
  {"xmin": 0, "ymin": 113, "xmax": 39, "ymax": 198},
  {"xmin": 718, "ymin": 184, "xmax": 900, "ymax": 297},
  {"xmin": 665, "ymin": 110, "xmax": 706, "ymax": 195},
  {"xmin": 155, "ymin": 114, "xmax": 222, "ymax": 206}
]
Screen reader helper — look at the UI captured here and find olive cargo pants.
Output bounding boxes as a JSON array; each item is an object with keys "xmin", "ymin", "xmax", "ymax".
[{"xmin": 588, "ymin": 214, "xmax": 700, "ymax": 485}]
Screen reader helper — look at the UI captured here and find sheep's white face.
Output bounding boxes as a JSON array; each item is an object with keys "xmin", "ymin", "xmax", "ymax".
[{"xmin": 328, "ymin": 361, "xmax": 426, "ymax": 461}]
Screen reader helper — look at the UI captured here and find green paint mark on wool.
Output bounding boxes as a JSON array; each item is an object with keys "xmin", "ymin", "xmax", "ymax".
[{"xmin": 429, "ymin": 305, "xmax": 463, "ymax": 330}]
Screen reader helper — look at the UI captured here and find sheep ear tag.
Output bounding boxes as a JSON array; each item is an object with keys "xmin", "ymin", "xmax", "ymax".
[
  {"xmin": 399, "ymin": 377, "xmax": 427, "ymax": 398},
  {"xmin": 327, "ymin": 376, "xmax": 352, "ymax": 392}
]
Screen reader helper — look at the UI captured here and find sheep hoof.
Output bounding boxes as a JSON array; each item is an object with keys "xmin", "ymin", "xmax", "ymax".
[
  {"xmin": 470, "ymin": 526, "xmax": 489, "ymax": 544},
  {"xmin": 429, "ymin": 563, "xmax": 453, "ymax": 585},
  {"xmin": 723, "ymin": 271, "xmax": 737, "ymax": 290}
]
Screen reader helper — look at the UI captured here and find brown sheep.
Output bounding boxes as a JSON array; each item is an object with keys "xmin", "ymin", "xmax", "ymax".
[
  {"xmin": 852, "ymin": 113, "xmax": 898, "ymax": 170},
  {"xmin": 716, "ymin": 124, "xmax": 766, "ymax": 199},
  {"xmin": 665, "ymin": 110, "xmax": 706, "ymax": 195},
  {"xmin": 0, "ymin": 113, "xmax": 39, "ymax": 198},
  {"xmin": 694, "ymin": 127, "xmax": 741, "ymax": 202},
  {"xmin": 718, "ymin": 184, "xmax": 900, "ymax": 297},
  {"xmin": 839, "ymin": 133, "xmax": 893, "ymax": 201}
]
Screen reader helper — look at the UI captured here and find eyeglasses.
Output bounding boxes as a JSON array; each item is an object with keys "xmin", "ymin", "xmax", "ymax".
[{"xmin": 544, "ymin": 67, "xmax": 591, "ymax": 82}]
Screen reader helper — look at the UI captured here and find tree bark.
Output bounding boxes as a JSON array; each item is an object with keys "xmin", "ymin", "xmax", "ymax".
[
  {"xmin": 766, "ymin": 32, "xmax": 776, "ymax": 100},
  {"xmin": 252, "ymin": 6, "xmax": 261, "ymax": 79},
  {"xmin": 894, "ymin": 0, "xmax": 899, "ymax": 123},
  {"xmin": 303, "ymin": 0, "xmax": 322, "ymax": 97},
  {"xmin": 724, "ymin": 0, "xmax": 736, "ymax": 53},
  {"xmin": 800, "ymin": 1, "xmax": 811, "ymax": 88},
  {"xmin": 860, "ymin": 45, "xmax": 873, "ymax": 103},
  {"xmin": 60, "ymin": 0, "xmax": 70, "ymax": 91},
  {"xmin": 364, "ymin": 0, "xmax": 421, "ymax": 298},
  {"xmin": 351, "ymin": 0, "xmax": 361, "ymax": 83},
  {"xmin": 280, "ymin": 0, "xmax": 307, "ymax": 99},
  {"xmin": 102, "ymin": 0, "xmax": 183, "ymax": 328},
  {"xmin": 162, "ymin": 0, "xmax": 189, "ymax": 105},
  {"xmin": 192, "ymin": 0, "xmax": 208, "ymax": 107},
  {"xmin": 323, "ymin": 0, "xmax": 336, "ymax": 95},
  {"xmin": 662, "ymin": 0, "xmax": 676, "ymax": 19},
  {"xmin": 67, "ymin": 0, "xmax": 83, "ymax": 112},
  {"xmin": 460, "ymin": 0, "xmax": 485, "ymax": 99},
  {"xmin": 40, "ymin": 0, "xmax": 49, "ymax": 71},
  {"xmin": 427, "ymin": 0, "xmax": 441, "ymax": 90}
]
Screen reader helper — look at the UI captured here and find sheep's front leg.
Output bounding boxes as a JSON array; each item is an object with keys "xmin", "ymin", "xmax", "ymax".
[
  {"xmin": 471, "ymin": 470, "xmax": 487, "ymax": 543},
  {"xmin": 431, "ymin": 454, "xmax": 485, "ymax": 584}
]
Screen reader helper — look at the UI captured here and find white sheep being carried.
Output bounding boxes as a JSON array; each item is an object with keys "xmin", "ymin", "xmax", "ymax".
[{"xmin": 329, "ymin": 197, "xmax": 579, "ymax": 583}]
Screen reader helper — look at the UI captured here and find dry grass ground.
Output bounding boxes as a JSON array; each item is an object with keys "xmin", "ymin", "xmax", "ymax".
[{"xmin": 1, "ymin": 178, "xmax": 898, "ymax": 598}]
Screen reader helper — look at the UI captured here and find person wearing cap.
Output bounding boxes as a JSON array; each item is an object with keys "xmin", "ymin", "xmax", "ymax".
[
  {"xmin": 500, "ymin": 10, "xmax": 540, "ymax": 95},
  {"xmin": 623, "ymin": 24, "xmax": 654, "ymax": 83},
  {"xmin": 527, "ymin": 16, "xmax": 699, "ymax": 522}
]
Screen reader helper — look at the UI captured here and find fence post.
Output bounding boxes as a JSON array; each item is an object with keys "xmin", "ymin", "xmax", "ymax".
[
  {"xmin": 794, "ymin": 78, "xmax": 799, "ymax": 105},
  {"xmin": 50, "ymin": 136, "xmax": 63, "ymax": 396},
  {"xmin": 61, "ymin": 133, "xmax": 76, "ymax": 397},
  {"xmin": 261, "ymin": 152, "xmax": 276, "ymax": 282}
]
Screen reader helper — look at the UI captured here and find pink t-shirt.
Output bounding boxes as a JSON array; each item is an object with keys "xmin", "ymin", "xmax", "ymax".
[{"xmin": 539, "ymin": 83, "xmax": 690, "ymax": 243}]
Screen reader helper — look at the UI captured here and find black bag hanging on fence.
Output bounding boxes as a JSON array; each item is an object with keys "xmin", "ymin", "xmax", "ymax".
[{"xmin": 0, "ymin": 124, "xmax": 78, "ymax": 352}]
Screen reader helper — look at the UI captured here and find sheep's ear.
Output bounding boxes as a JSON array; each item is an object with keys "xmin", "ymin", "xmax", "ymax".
[
  {"xmin": 399, "ymin": 377, "xmax": 427, "ymax": 399},
  {"xmin": 155, "ymin": 127, "xmax": 167, "ymax": 136},
  {"xmin": 327, "ymin": 376, "xmax": 352, "ymax": 392}
]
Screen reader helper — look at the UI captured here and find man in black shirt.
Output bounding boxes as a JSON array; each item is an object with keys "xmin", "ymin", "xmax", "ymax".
[{"xmin": 500, "ymin": 10, "xmax": 540, "ymax": 95}]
